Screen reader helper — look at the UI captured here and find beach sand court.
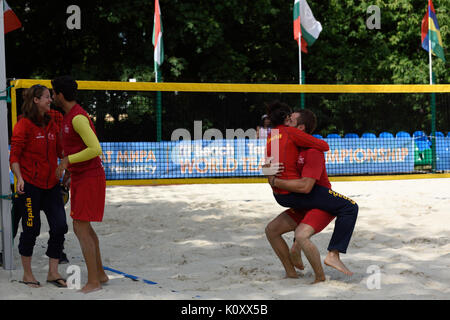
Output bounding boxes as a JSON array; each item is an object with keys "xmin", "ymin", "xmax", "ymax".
[{"xmin": 1, "ymin": 178, "xmax": 449, "ymax": 300}]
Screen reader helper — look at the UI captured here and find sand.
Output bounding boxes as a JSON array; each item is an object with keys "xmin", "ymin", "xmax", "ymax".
[{"xmin": 0, "ymin": 178, "xmax": 449, "ymax": 300}]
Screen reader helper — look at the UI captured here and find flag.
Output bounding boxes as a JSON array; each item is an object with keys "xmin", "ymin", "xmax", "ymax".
[
  {"xmin": 152, "ymin": 0, "xmax": 164, "ymax": 69},
  {"xmin": 293, "ymin": 0, "xmax": 322, "ymax": 53},
  {"xmin": 421, "ymin": 0, "xmax": 445, "ymax": 62},
  {"xmin": 3, "ymin": 1, "xmax": 21, "ymax": 34}
]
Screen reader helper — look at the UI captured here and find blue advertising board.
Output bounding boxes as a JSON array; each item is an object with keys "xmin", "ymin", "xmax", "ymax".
[
  {"xmin": 99, "ymin": 138, "xmax": 416, "ymax": 180},
  {"xmin": 324, "ymin": 138, "xmax": 415, "ymax": 175},
  {"xmin": 8, "ymin": 137, "xmax": 449, "ymax": 183},
  {"xmin": 100, "ymin": 139, "xmax": 267, "ymax": 180}
]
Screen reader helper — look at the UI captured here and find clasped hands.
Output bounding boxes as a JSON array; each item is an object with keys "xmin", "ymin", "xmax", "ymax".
[
  {"xmin": 262, "ymin": 157, "xmax": 284, "ymax": 187},
  {"xmin": 56, "ymin": 156, "xmax": 71, "ymax": 187}
]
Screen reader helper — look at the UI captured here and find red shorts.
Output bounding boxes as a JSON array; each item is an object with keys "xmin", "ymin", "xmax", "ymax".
[
  {"xmin": 70, "ymin": 171, "xmax": 106, "ymax": 222},
  {"xmin": 285, "ymin": 208, "xmax": 335, "ymax": 233}
]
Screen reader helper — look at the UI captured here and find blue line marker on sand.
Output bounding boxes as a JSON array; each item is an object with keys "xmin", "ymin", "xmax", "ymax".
[
  {"xmin": 103, "ymin": 266, "xmax": 201, "ymax": 296},
  {"xmin": 103, "ymin": 266, "xmax": 158, "ymax": 285}
]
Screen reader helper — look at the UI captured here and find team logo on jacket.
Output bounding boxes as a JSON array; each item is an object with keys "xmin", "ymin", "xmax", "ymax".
[
  {"xmin": 297, "ymin": 156, "xmax": 305, "ymax": 165},
  {"xmin": 64, "ymin": 125, "xmax": 70, "ymax": 134},
  {"xmin": 48, "ymin": 133, "xmax": 55, "ymax": 140}
]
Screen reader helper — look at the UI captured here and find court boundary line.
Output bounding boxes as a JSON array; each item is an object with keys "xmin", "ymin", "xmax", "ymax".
[{"xmin": 106, "ymin": 173, "xmax": 450, "ymax": 186}]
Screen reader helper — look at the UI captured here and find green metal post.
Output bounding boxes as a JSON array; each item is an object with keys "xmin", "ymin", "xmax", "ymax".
[
  {"xmin": 431, "ymin": 73, "xmax": 436, "ymax": 171},
  {"xmin": 300, "ymin": 70, "xmax": 305, "ymax": 109},
  {"xmin": 156, "ymin": 65, "xmax": 162, "ymax": 142},
  {"xmin": 156, "ymin": 91, "xmax": 162, "ymax": 142}
]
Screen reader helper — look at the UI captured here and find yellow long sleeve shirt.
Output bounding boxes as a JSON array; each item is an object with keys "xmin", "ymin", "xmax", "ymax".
[{"xmin": 67, "ymin": 115, "xmax": 102, "ymax": 164}]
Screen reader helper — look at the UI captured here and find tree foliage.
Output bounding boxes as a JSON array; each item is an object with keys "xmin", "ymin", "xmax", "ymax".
[{"xmin": 5, "ymin": 0, "xmax": 449, "ymax": 140}]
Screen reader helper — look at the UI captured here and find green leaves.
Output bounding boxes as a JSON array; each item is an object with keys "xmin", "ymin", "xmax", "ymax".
[
  {"xmin": 6, "ymin": 0, "xmax": 447, "ymax": 84},
  {"xmin": 4, "ymin": 0, "xmax": 448, "ymax": 140}
]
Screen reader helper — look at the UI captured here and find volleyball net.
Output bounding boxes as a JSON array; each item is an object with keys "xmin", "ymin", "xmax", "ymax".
[{"xmin": 7, "ymin": 80, "xmax": 450, "ymax": 185}]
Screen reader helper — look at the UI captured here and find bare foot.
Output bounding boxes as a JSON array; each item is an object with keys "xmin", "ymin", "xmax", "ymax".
[
  {"xmin": 46, "ymin": 278, "xmax": 67, "ymax": 288},
  {"xmin": 47, "ymin": 272, "xmax": 67, "ymax": 287},
  {"xmin": 311, "ymin": 276, "xmax": 326, "ymax": 284},
  {"xmin": 21, "ymin": 274, "xmax": 41, "ymax": 288},
  {"xmin": 79, "ymin": 282, "xmax": 102, "ymax": 294},
  {"xmin": 99, "ymin": 274, "xmax": 109, "ymax": 284},
  {"xmin": 289, "ymin": 246, "xmax": 304, "ymax": 270},
  {"xmin": 324, "ymin": 251, "xmax": 353, "ymax": 276},
  {"xmin": 20, "ymin": 280, "xmax": 41, "ymax": 288},
  {"xmin": 285, "ymin": 272, "xmax": 299, "ymax": 279}
]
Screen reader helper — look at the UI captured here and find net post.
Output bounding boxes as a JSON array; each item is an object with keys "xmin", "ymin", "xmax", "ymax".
[
  {"xmin": 0, "ymin": 0, "xmax": 14, "ymax": 270},
  {"xmin": 156, "ymin": 66, "xmax": 162, "ymax": 142},
  {"xmin": 431, "ymin": 73, "xmax": 437, "ymax": 172},
  {"xmin": 430, "ymin": 93, "xmax": 437, "ymax": 172},
  {"xmin": 156, "ymin": 91, "xmax": 162, "ymax": 142},
  {"xmin": 10, "ymin": 83, "xmax": 17, "ymax": 129},
  {"xmin": 300, "ymin": 70, "xmax": 305, "ymax": 109}
]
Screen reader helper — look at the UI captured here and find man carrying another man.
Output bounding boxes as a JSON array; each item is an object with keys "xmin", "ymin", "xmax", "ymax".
[{"xmin": 264, "ymin": 102, "xmax": 358, "ymax": 283}]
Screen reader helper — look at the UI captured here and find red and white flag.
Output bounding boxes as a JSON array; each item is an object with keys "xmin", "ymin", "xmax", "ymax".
[
  {"xmin": 152, "ymin": 0, "xmax": 164, "ymax": 68},
  {"xmin": 3, "ymin": 1, "xmax": 21, "ymax": 34}
]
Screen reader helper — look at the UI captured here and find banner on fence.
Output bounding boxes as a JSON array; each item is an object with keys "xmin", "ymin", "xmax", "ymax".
[
  {"xmin": 9, "ymin": 138, "xmax": 450, "ymax": 183},
  {"xmin": 99, "ymin": 138, "xmax": 418, "ymax": 180}
]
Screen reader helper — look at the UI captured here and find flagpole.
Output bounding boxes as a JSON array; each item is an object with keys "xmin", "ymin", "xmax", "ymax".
[
  {"xmin": 298, "ymin": 6, "xmax": 303, "ymax": 109},
  {"xmin": 0, "ymin": 0, "xmax": 14, "ymax": 270},
  {"xmin": 155, "ymin": 63, "xmax": 162, "ymax": 142},
  {"xmin": 426, "ymin": 0, "xmax": 436, "ymax": 171},
  {"xmin": 428, "ymin": 35, "xmax": 432, "ymax": 85},
  {"xmin": 154, "ymin": 0, "xmax": 162, "ymax": 142},
  {"xmin": 298, "ymin": 31, "xmax": 302, "ymax": 85},
  {"xmin": 427, "ymin": 0, "xmax": 433, "ymax": 85}
]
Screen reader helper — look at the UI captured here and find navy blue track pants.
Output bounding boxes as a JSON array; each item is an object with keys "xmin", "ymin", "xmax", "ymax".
[
  {"xmin": 274, "ymin": 184, "xmax": 358, "ymax": 253},
  {"xmin": 14, "ymin": 181, "xmax": 68, "ymax": 259}
]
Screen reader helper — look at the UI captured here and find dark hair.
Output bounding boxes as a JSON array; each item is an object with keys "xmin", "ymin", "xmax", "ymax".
[
  {"xmin": 51, "ymin": 75, "xmax": 78, "ymax": 101},
  {"xmin": 266, "ymin": 101, "xmax": 292, "ymax": 127},
  {"xmin": 295, "ymin": 108, "xmax": 317, "ymax": 134},
  {"xmin": 22, "ymin": 84, "xmax": 51, "ymax": 127}
]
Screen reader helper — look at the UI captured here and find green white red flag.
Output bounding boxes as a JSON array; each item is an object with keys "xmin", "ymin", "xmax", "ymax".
[{"xmin": 293, "ymin": 0, "xmax": 322, "ymax": 53}]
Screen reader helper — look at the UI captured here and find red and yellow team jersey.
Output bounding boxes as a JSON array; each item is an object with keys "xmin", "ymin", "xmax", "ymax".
[
  {"xmin": 266, "ymin": 125, "xmax": 329, "ymax": 194},
  {"xmin": 62, "ymin": 104, "xmax": 103, "ymax": 176},
  {"xmin": 62, "ymin": 104, "xmax": 106, "ymax": 222}
]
